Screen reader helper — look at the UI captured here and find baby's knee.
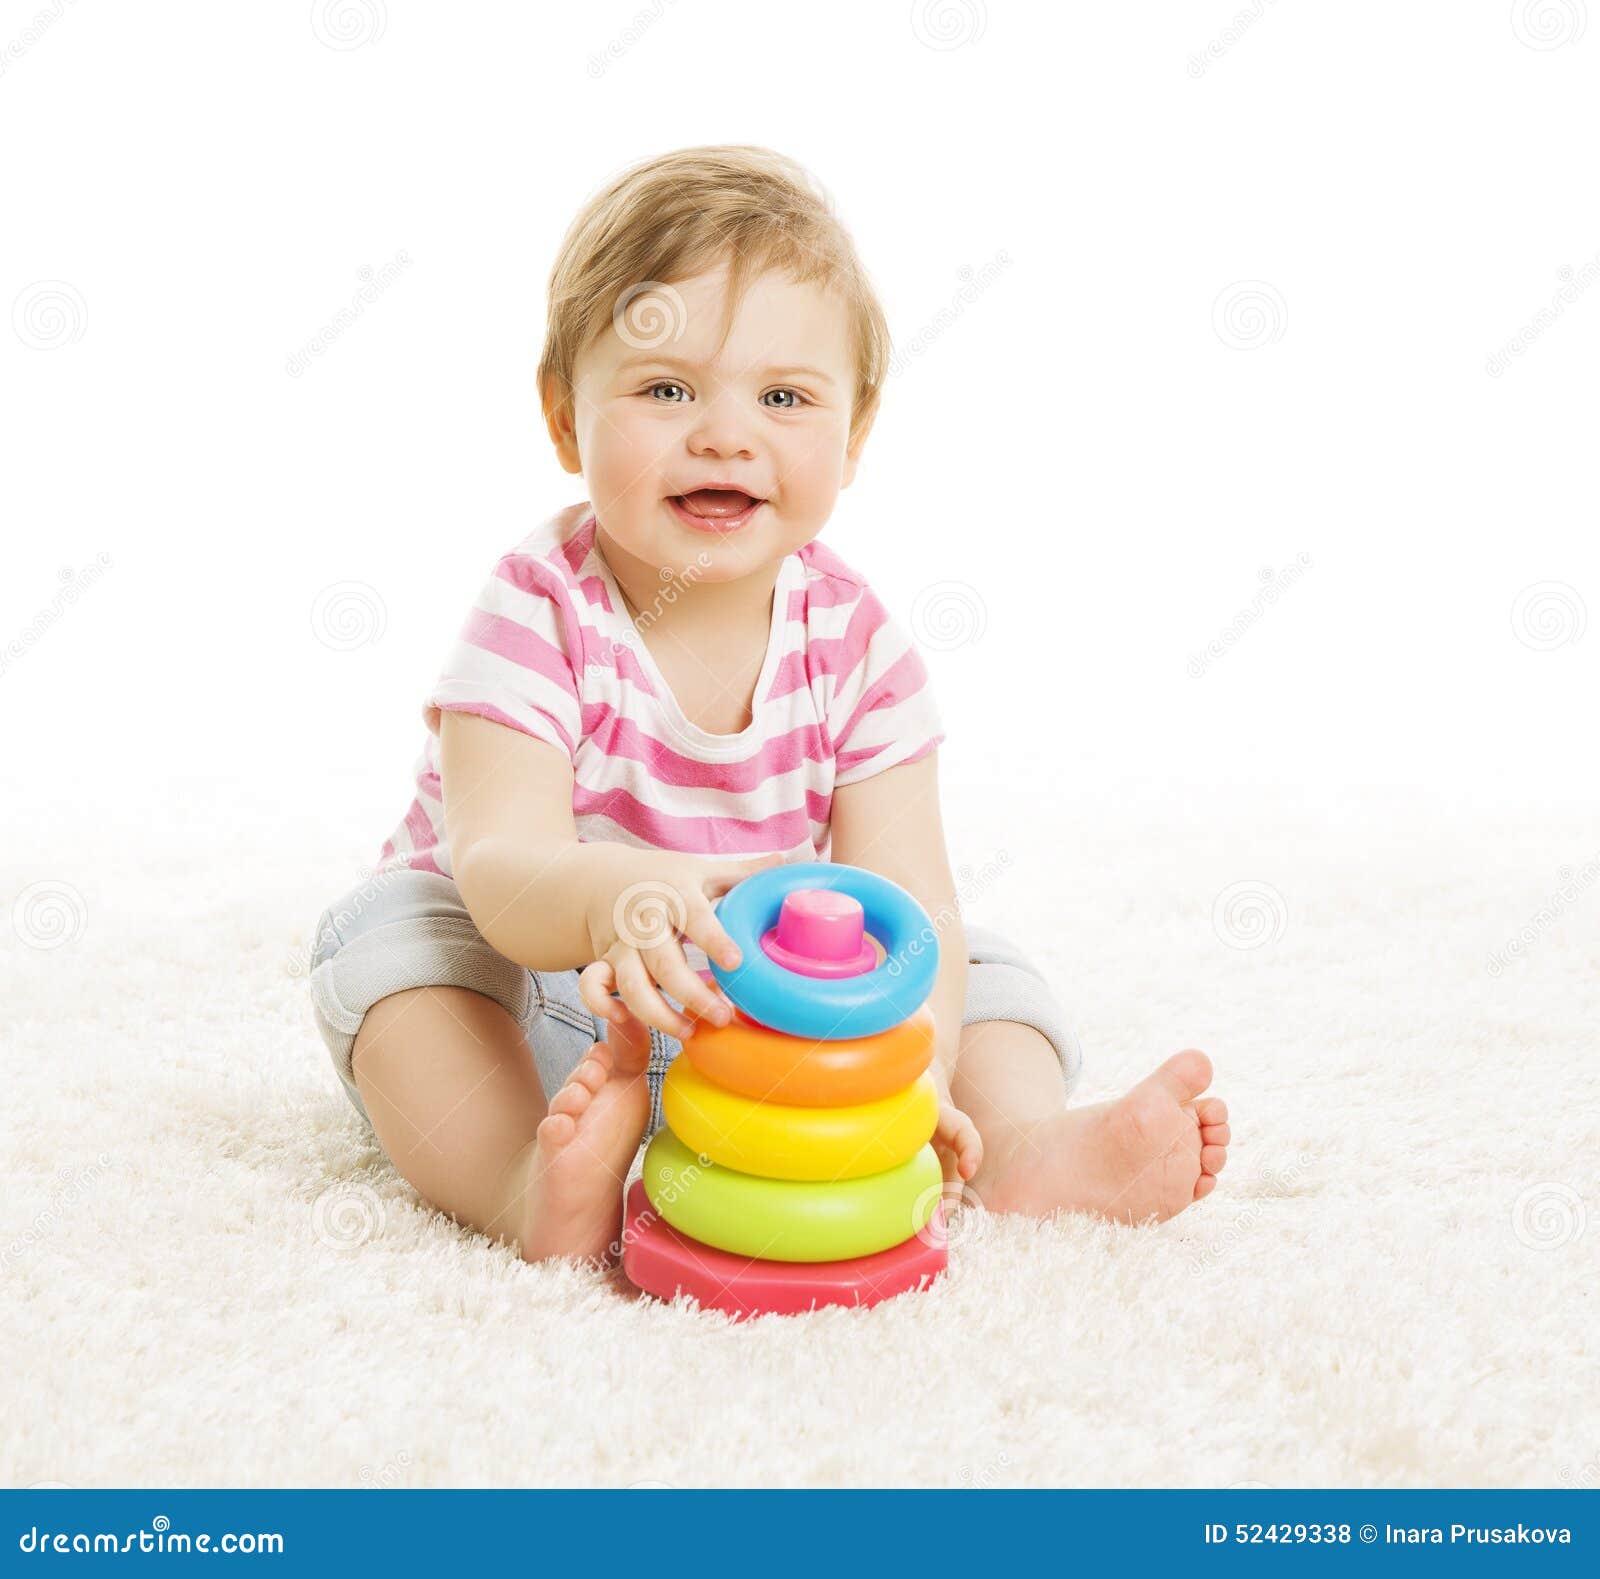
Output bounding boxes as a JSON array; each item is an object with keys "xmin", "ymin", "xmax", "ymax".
[{"xmin": 961, "ymin": 925, "xmax": 1082, "ymax": 1093}]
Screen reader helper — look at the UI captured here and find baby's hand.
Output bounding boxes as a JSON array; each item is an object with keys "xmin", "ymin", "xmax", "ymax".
[{"xmin": 578, "ymin": 850, "xmax": 782, "ymax": 1040}]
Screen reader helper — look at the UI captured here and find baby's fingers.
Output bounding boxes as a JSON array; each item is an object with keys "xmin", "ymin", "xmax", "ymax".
[
  {"xmin": 613, "ymin": 948, "xmax": 692, "ymax": 1039},
  {"xmin": 682, "ymin": 893, "xmax": 744, "ymax": 973},
  {"xmin": 578, "ymin": 959, "xmax": 629, "ymax": 1028},
  {"xmin": 580, "ymin": 962, "xmax": 653, "ymax": 1071},
  {"xmin": 682, "ymin": 855, "xmax": 787, "ymax": 970},
  {"xmin": 700, "ymin": 852, "xmax": 786, "ymax": 901},
  {"xmin": 644, "ymin": 941, "xmax": 733, "ymax": 1029}
]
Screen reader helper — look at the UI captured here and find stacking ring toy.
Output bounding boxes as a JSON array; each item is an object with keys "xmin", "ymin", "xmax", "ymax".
[
  {"xmin": 682, "ymin": 1003, "xmax": 936, "ymax": 1107},
  {"xmin": 620, "ymin": 1180, "xmax": 947, "ymax": 1319},
  {"xmin": 662, "ymin": 1058, "xmax": 938, "ymax": 1181},
  {"xmin": 711, "ymin": 862, "xmax": 938, "ymax": 1040},
  {"xmin": 643, "ymin": 1127, "xmax": 942, "ymax": 1262}
]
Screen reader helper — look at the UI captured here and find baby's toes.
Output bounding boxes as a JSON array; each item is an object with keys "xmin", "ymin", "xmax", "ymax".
[
  {"xmin": 1193, "ymin": 1173, "xmax": 1219, "ymax": 1201},
  {"xmin": 569, "ymin": 1054, "xmax": 610, "ymax": 1095},
  {"xmin": 1195, "ymin": 1094, "xmax": 1230, "ymax": 1173},
  {"xmin": 548, "ymin": 1070, "xmax": 599, "ymax": 1122},
  {"xmin": 535, "ymin": 1110, "xmax": 577, "ymax": 1150}
]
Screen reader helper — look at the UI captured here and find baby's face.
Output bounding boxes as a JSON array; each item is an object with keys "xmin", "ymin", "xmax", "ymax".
[{"xmin": 551, "ymin": 262, "xmax": 864, "ymax": 583}]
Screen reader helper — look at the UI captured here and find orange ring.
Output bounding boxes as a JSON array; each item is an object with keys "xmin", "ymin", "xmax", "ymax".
[{"xmin": 681, "ymin": 1004, "xmax": 936, "ymax": 1107}]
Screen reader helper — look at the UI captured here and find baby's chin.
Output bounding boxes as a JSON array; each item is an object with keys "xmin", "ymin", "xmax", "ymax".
[
  {"xmin": 658, "ymin": 534, "xmax": 786, "ymax": 586},
  {"xmin": 671, "ymin": 515, "xmax": 825, "ymax": 585}
]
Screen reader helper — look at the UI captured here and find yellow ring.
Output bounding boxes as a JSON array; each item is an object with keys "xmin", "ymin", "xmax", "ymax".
[{"xmin": 662, "ymin": 1058, "xmax": 938, "ymax": 1181}]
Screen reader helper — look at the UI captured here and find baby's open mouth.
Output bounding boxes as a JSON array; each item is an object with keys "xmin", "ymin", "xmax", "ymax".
[{"xmin": 670, "ymin": 488, "xmax": 764, "ymax": 520}]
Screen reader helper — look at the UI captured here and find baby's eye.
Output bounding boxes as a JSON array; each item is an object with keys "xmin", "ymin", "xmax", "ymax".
[
  {"xmin": 646, "ymin": 381, "xmax": 690, "ymax": 402},
  {"xmin": 762, "ymin": 388, "xmax": 808, "ymax": 410}
]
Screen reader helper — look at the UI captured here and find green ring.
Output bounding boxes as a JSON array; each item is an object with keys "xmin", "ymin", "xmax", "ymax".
[{"xmin": 642, "ymin": 1127, "xmax": 941, "ymax": 1263}]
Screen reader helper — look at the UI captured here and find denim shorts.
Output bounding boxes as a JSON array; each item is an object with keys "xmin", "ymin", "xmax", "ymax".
[{"xmin": 307, "ymin": 867, "xmax": 1081, "ymax": 1137}]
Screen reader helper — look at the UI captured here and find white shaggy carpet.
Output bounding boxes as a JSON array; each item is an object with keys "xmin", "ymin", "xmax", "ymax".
[{"xmin": 3, "ymin": 774, "xmax": 1596, "ymax": 1489}]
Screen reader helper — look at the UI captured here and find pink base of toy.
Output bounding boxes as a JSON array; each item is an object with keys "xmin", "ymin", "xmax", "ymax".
[{"xmin": 620, "ymin": 1180, "xmax": 947, "ymax": 1319}]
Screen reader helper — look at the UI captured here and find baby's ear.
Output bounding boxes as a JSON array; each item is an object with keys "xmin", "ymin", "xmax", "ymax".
[
  {"xmin": 840, "ymin": 409, "xmax": 876, "ymax": 488},
  {"xmin": 540, "ymin": 378, "xmax": 583, "ymax": 475}
]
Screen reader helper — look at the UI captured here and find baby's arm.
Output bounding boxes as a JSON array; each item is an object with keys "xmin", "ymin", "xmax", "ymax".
[
  {"xmin": 829, "ymin": 751, "xmax": 981, "ymax": 1181},
  {"xmin": 440, "ymin": 711, "xmax": 773, "ymax": 1039}
]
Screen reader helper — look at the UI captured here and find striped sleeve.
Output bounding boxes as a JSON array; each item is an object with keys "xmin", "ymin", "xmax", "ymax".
[
  {"xmin": 424, "ymin": 552, "xmax": 583, "ymax": 757},
  {"xmin": 824, "ymin": 587, "xmax": 944, "ymax": 786}
]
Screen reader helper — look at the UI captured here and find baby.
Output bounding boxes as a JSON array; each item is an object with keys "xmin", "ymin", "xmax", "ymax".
[{"xmin": 307, "ymin": 145, "xmax": 1229, "ymax": 1265}]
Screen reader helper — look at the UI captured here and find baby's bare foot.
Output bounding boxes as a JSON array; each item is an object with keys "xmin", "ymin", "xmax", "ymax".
[
  {"xmin": 977, "ymin": 1051, "xmax": 1229, "ymax": 1225},
  {"xmin": 514, "ymin": 1040, "xmax": 651, "ymax": 1265}
]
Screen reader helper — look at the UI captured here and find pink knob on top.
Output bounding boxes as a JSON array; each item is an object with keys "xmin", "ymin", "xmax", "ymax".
[{"xmin": 759, "ymin": 888, "xmax": 877, "ymax": 980}]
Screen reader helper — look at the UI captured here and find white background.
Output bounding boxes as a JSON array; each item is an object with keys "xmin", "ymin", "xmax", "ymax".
[{"xmin": 3, "ymin": 1, "xmax": 1596, "ymax": 836}]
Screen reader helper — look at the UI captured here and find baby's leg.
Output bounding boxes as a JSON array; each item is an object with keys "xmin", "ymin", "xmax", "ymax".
[
  {"xmin": 352, "ymin": 986, "xmax": 650, "ymax": 1263},
  {"xmin": 954, "ymin": 1021, "xmax": 1229, "ymax": 1225}
]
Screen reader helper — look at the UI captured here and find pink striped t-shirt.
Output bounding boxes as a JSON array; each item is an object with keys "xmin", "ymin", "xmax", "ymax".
[{"xmin": 377, "ymin": 503, "xmax": 943, "ymax": 877}]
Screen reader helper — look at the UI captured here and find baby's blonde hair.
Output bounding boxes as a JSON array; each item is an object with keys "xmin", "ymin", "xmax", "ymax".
[{"xmin": 536, "ymin": 145, "xmax": 891, "ymax": 452}]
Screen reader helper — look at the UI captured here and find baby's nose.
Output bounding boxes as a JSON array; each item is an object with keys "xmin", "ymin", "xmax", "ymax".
[{"xmin": 687, "ymin": 393, "xmax": 758, "ymax": 458}]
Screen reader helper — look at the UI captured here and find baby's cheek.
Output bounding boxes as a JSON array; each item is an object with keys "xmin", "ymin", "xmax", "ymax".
[{"xmin": 770, "ymin": 460, "xmax": 833, "ymax": 522}]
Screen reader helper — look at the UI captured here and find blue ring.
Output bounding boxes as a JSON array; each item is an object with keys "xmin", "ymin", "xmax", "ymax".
[{"xmin": 710, "ymin": 862, "xmax": 939, "ymax": 1040}]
